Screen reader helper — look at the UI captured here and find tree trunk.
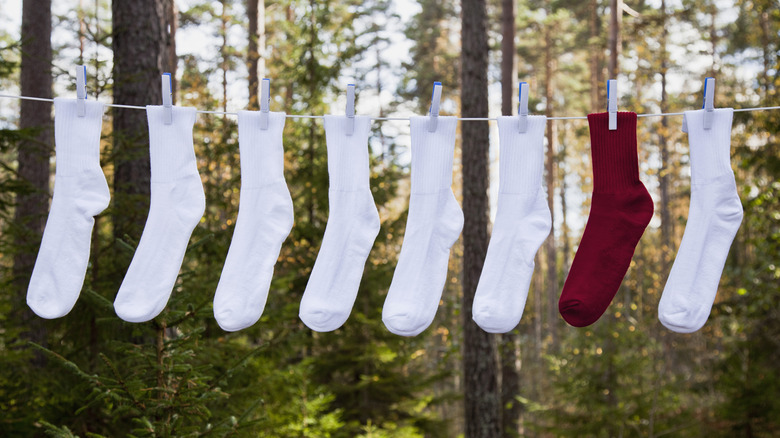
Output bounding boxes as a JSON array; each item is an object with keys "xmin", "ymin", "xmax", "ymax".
[
  {"xmin": 500, "ymin": 0, "xmax": 514, "ymax": 117},
  {"xmin": 163, "ymin": 0, "xmax": 178, "ymax": 103},
  {"xmin": 499, "ymin": 1, "xmax": 521, "ymax": 435},
  {"xmin": 560, "ymin": 128, "xmax": 570, "ymax": 277},
  {"xmin": 220, "ymin": 0, "xmax": 229, "ymax": 115},
  {"xmin": 608, "ymin": 0, "xmax": 620, "ymax": 78},
  {"xmin": 589, "ymin": 0, "xmax": 602, "ymax": 112},
  {"xmin": 14, "ymin": 0, "xmax": 53, "ymax": 365},
  {"xmin": 247, "ymin": 0, "xmax": 265, "ymax": 110},
  {"xmin": 461, "ymin": 0, "xmax": 500, "ymax": 436},
  {"xmin": 543, "ymin": 21, "xmax": 557, "ymax": 347},
  {"xmin": 659, "ymin": 0, "xmax": 671, "ymax": 257},
  {"xmin": 500, "ymin": 334, "xmax": 520, "ymax": 437},
  {"xmin": 112, "ymin": 0, "xmax": 166, "ymax": 241}
]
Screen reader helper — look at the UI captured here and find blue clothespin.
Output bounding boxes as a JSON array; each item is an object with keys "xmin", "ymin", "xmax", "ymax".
[
  {"xmin": 703, "ymin": 77, "xmax": 715, "ymax": 130},
  {"xmin": 428, "ymin": 82, "xmax": 442, "ymax": 132},
  {"xmin": 682, "ymin": 77, "xmax": 714, "ymax": 133},
  {"xmin": 518, "ymin": 81, "xmax": 529, "ymax": 133}
]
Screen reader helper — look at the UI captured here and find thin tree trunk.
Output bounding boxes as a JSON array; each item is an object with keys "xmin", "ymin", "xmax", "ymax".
[
  {"xmin": 163, "ymin": 0, "xmax": 178, "ymax": 103},
  {"xmin": 659, "ymin": 0, "xmax": 671, "ymax": 257},
  {"xmin": 500, "ymin": 0, "xmax": 514, "ymax": 117},
  {"xmin": 78, "ymin": 0, "xmax": 86, "ymax": 64},
  {"xmin": 500, "ymin": 1, "xmax": 521, "ymax": 435},
  {"xmin": 543, "ymin": 21, "xmax": 557, "ymax": 348},
  {"xmin": 14, "ymin": 0, "xmax": 53, "ymax": 366},
  {"xmin": 462, "ymin": 0, "xmax": 499, "ymax": 436},
  {"xmin": 247, "ymin": 0, "xmax": 265, "ymax": 110},
  {"xmin": 221, "ymin": 0, "xmax": 229, "ymax": 116},
  {"xmin": 589, "ymin": 0, "xmax": 601, "ymax": 112},
  {"xmin": 608, "ymin": 0, "xmax": 620, "ymax": 78},
  {"xmin": 560, "ymin": 128, "xmax": 570, "ymax": 276},
  {"xmin": 112, "ymin": 0, "xmax": 166, "ymax": 241},
  {"xmin": 758, "ymin": 9, "xmax": 770, "ymax": 99}
]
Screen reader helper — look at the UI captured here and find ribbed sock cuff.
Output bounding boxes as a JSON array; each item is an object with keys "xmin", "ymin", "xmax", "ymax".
[
  {"xmin": 54, "ymin": 97, "xmax": 105, "ymax": 177},
  {"xmin": 409, "ymin": 116, "xmax": 457, "ymax": 194},
  {"xmin": 497, "ymin": 115, "xmax": 546, "ymax": 194},
  {"xmin": 684, "ymin": 108, "xmax": 735, "ymax": 184},
  {"xmin": 324, "ymin": 115, "xmax": 372, "ymax": 191},
  {"xmin": 588, "ymin": 111, "xmax": 640, "ymax": 193},
  {"xmin": 237, "ymin": 111, "xmax": 287, "ymax": 189},
  {"xmin": 147, "ymin": 105, "xmax": 198, "ymax": 182}
]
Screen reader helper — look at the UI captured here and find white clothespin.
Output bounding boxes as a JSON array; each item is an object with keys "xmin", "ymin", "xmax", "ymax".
[
  {"xmin": 682, "ymin": 77, "xmax": 715, "ymax": 133},
  {"xmin": 518, "ymin": 81, "xmax": 529, "ymax": 133},
  {"xmin": 346, "ymin": 84, "xmax": 356, "ymax": 136},
  {"xmin": 428, "ymin": 81, "xmax": 442, "ymax": 132},
  {"xmin": 162, "ymin": 73, "xmax": 173, "ymax": 125},
  {"xmin": 607, "ymin": 79, "xmax": 617, "ymax": 130},
  {"xmin": 76, "ymin": 65, "xmax": 87, "ymax": 117},
  {"xmin": 260, "ymin": 78, "xmax": 271, "ymax": 130}
]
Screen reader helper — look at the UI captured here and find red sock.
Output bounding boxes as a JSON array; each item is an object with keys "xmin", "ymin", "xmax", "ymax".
[{"xmin": 559, "ymin": 112, "xmax": 654, "ymax": 327}]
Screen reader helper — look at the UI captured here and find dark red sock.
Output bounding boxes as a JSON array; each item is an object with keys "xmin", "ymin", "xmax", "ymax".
[{"xmin": 559, "ymin": 112, "xmax": 654, "ymax": 327}]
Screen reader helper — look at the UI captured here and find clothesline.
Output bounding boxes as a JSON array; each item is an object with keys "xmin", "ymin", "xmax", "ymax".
[{"xmin": 2, "ymin": 93, "xmax": 780, "ymax": 121}]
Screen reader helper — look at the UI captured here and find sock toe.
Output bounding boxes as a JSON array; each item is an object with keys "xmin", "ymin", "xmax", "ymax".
[
  {"xmin": 472, "ymin": 300, "xmax": 516, "ymax": 333},
  {"xmin": 559, "ymin": 298, "xmax": 601, "ymax": 327},
  {"xmin": 658, "ymin": 308, "xmax": 703, "ymax": 334},
  {"xmin": 383, "ymin": 306, "xmax": 430, "ymax": 337},
  {"xmin": 299, "ymin": 308, "xmax": 349, "ymax": 332}
]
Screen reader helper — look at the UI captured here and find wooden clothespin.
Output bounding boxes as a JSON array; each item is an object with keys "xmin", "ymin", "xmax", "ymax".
[
  {"xmin": 260, "ymin": 78, "xmax": 270, "ymax": 130},
  {"xmin": 518, "ymin": 81, "xmax": 529, "ymax": 133},
  {"xmin": 76, "ymin": 65, "xmax": 87, "ymax": 117},
  {"xmin": 607, "ymin": 79, "xmax": 617, "ymax": 130},
  {"xmin": 346, "ymin": 84, "xmax": 356, "ymax": 136},
  {"xmin": 162, "ymin": 73, "xmax": 173, "ymax": 125},
  {"xmin": 428, "ymin": 82, "xmax": 442, "ymax": 132}
]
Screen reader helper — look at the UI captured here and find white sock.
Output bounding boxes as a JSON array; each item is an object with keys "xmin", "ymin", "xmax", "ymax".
[
  {"xmin": 213, "ymin": 111, "xmax": 293, "ymax": 331},
  {"xmin": 658, "ymin": 108, "xmax": 743, "ymax": 333},
  {"xmin": 27, "ymin": 98, "xmax": 110, "ymax": 319},
  {"xmin": 382, "ymin": 116, "xmax": 463, "ymax": 336},
  {"xmin": 472, "ymin": 116, "xmax": 551, "ymax": 333},
  {"xmin": 114, "ymin": 106, "xmax": 206, "ymax": 323},
  {"xmin": 299, "ymin": 115, "xmax": 380, "ymax": 332}
]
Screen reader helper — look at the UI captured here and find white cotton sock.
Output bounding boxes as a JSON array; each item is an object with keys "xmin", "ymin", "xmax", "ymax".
[
  {"xmin": 472, "ymin": 116, "xmax": 551, "ymax": 333},
  {"xmin": 213, "ymin": 111, "xmax": 294, "ymax": 331},
  {"xmin": 114, "ymin": 106, "xmax": 205, "ymax": 323},
  {"xmin": 658, "ymin": 108, "xmax": 743, "ymax": 333},
  {"xmin": 382, "ymin": 116, "xmax": 463, "ymax": 337},
  {"xmin": 27, "ymin": 98, "xmax": 109, "ymax": 319},
  {"xmin": 299, "ymin": 115, "xmax": 380, "ymax": 332}
]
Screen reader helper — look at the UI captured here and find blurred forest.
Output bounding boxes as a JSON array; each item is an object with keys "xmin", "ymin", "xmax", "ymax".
[{"xmin": 0, "ymin": 0, "xmax": 778, "ymax": 437}]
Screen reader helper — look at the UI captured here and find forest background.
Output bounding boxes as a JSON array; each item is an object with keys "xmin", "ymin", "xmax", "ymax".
[{"xmin": 0, "ymin": 0, "xmax": 777, "ymax": 437}]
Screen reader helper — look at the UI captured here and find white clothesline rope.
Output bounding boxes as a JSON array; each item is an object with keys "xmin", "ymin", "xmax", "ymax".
[{"xmin": 2, "ymin": 93, "xmax": 780, "ymax": 121}]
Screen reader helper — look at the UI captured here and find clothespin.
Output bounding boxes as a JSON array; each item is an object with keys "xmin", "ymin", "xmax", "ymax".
[
  {"xmin": 76, "ymin": 65, "xmax": 87, "ymax": 117},
  {"xmin": 428, "ymin": 81, "xmax": 442, "ymax": 132},
  {"xmin": 162, "ymin": 73, "xmax": 173, "ymax": 125},
  {"xmin": 682, "ymin": 77, "xmax": 715, "ymax": 133},
  {"xmin": 346, "ymin": 84, "xmax": 356, "ymax": 136},
  {"xmin": 703, "ymin": 77, "xmax": 715, "ymax": 130},
  {"xmin": 518, "ymin": 81, "xmax": 529, "ymax": 133},
  {"xmin": 607, "ymin": 79, "xmax": 617, "ymax": 130},
  {"xmin": 260, "ymin": 78, "xmax": 270, "ymax": 130}
]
